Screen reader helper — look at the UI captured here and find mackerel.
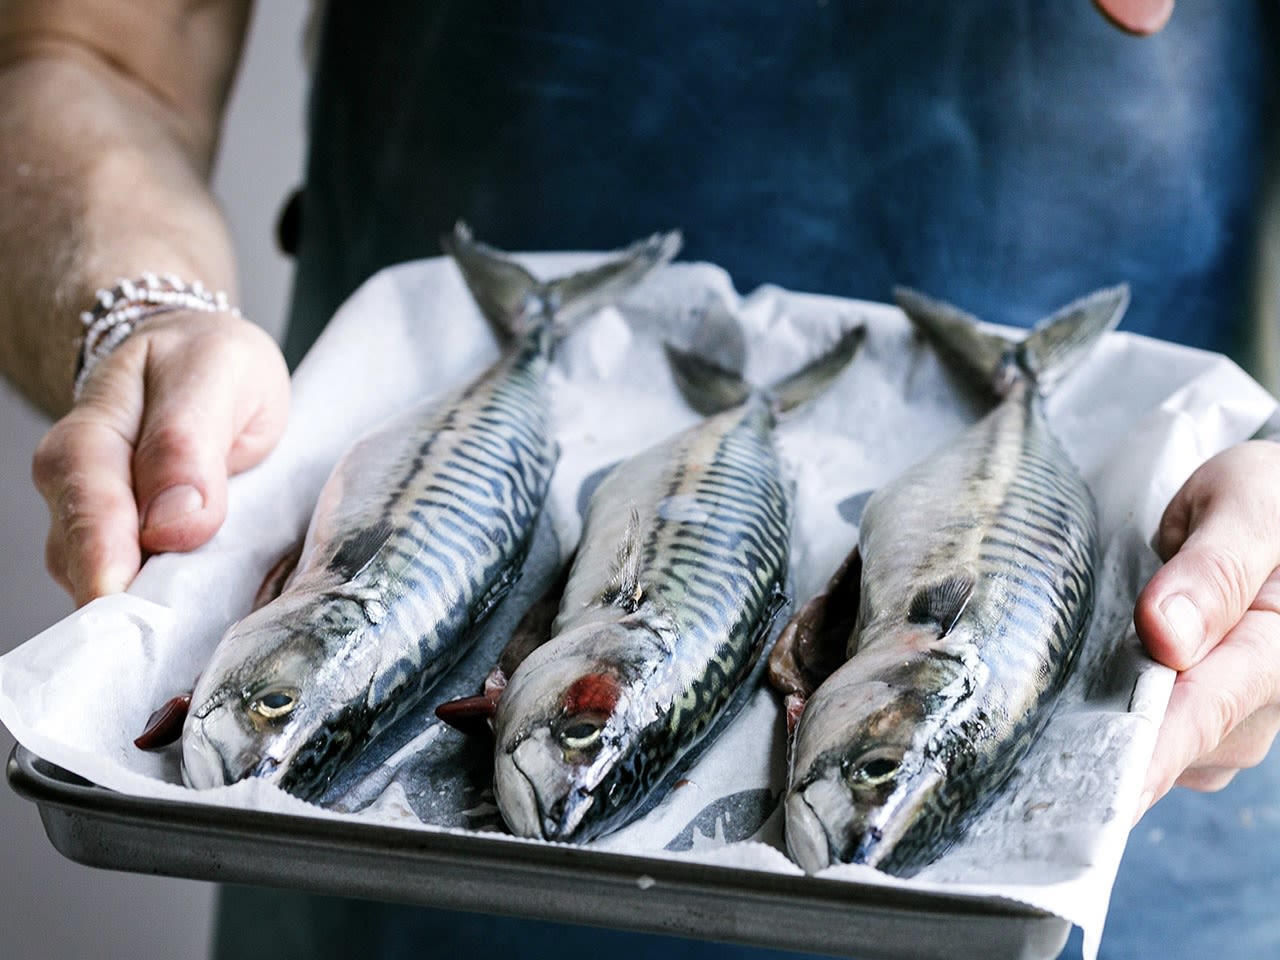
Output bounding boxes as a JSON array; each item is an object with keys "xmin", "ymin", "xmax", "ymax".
[
  {"xmin": 782, "ymin": 286, "xmax": 1128, "ymax": 876},
  {"xmin": 181, "ymin": 225, "xmax": 680, "ymax": 800},
  {"xmin": 491, "ymin": 324, "xmax": 863, "ymax": 842}
]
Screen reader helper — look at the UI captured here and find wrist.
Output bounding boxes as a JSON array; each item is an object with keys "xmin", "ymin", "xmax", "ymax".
[{"xmin": 73, "ymin": 273, "xmax": 242, "ymax": 401}]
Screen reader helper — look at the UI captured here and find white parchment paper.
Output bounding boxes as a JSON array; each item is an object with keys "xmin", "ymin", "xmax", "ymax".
[{"xmin": 1, "ymin": 253, "xmax": 1275, "ymax": 960}]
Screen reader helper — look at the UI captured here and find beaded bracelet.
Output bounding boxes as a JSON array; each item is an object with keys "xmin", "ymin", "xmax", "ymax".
[{"xmin": 73, "ymin": 273, "xmax": 242, "ymax": 400}]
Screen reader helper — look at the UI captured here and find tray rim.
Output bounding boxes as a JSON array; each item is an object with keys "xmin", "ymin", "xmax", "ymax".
[{"xmin": 6, "ymin": 743, "xmax": 1073, "ymax": 959}]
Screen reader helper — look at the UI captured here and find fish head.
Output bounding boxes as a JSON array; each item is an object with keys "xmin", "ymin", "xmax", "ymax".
[
  {"xmin": 785, "ymin": 654, "xmax": 950, "ymax": 875},
  {"xmin": 182, "ymin": 597, "xmax": 368, "ymax": 799},
  {"xmin": 493, "ymin": 621, "xmax": 661, "ymax": 842}
]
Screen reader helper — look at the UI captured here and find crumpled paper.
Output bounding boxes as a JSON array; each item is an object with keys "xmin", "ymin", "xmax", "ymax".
[{"xmin": 1, "ymin": 253, "xmax": 1274, "ymax": 960}]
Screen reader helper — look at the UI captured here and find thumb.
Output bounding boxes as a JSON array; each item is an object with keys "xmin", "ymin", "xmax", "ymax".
[
  {"xmin": 132, "ymin": 314, "xmax": 290, "ymax": 555},
  {"xmin": 1093, "ymin": 0, "xmax": 1175, "ymax": 35},
  {"xmin": 1134, "ymin": 444, "xmax": 1280, "ymax": 670}
]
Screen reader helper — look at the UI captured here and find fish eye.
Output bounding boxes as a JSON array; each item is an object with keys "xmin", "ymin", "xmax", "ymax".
[
  {"xmin": 250, "ymin": 689, "xmax": 298, "ymax": 720},
  {"xmin": 558, "ymin": 716, "xmax": 605, "ymax": 751},
  {"xmin": 845, "ymin": 751, "xmax": 901, "ymax": 786}
]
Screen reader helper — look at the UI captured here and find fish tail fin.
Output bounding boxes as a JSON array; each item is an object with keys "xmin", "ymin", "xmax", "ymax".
[
  {"xmin": 664, "ymin": 323, "xmax": 865, "ymax": 418},
  {"xmin": 662, "ymin": 343, "xmax": 754, "ymax": 417},
  {"xmin": 442, "ymin": 222, "xmax": 682, "ymax": 342},
  {"xmin": 766, "ymin": 323, "xmax": 866, "ymax": 415},
  {"xmin": 893, "ymin": 284, "xmax": 1129, "ymax": 397}
]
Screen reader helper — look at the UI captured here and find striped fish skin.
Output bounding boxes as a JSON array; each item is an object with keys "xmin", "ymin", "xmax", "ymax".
[
  {"xmin": 182, "ymin": 227, "xmax": 681, "ymax": 800},
  {"xmin": 786, "ymin": 381, "xmax": 1098, "ymax": 876},
  {"xmin": 493, "ymin": 393, "xmax": 792, "ymax": 842},
  {"xmin": 182, "ymin": 333, "xmax": 559, "ymax": 800}
]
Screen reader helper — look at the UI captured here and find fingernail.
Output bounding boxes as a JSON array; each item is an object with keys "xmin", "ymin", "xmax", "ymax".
[
  {"xmin": 1160, "ymin": 593, "xmax": 1204, "ymax": 657},
  {"xmin": 72, "ymin": 563, "xmax": 134, "ymax": 607},
  {"xmin": 93, "ymin": 567, "xmax": 134, "ymax": 601},
  {"xmin": 143, "ymin": 484, "xmax": 205, "ymax": 531},
  {"xmin": 1095, "ymin": 0, "xmax": 1175, "ymax": 35}
]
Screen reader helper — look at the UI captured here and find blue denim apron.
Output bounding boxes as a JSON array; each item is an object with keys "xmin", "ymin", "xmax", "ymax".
[{"xmin": 226, "ymin": 3, "xmax": 1280, "ymax": 958}]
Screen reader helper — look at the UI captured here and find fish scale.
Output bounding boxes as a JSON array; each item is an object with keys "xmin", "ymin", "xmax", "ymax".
[
  {"xmin": 244, "ymin": 338, "xmax": 558, "ymax": 800},
  {"xmin": 783, "ymin": 285, "xmax": 1125, "ymax": 876},
  {"xmin": 490, "ymin": 334, "xmax": 862, "ymax": 842},
  {"xmin": 180, "ymin": 226, "xmax": 680, "ymax": 800},
  {"xmin": 638, "ymin": 399, "xmax": 791, "ymax": 731}
]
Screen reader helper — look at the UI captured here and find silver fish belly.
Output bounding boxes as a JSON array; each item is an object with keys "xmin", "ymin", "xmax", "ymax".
[
  {"xmin": 181, "ymin": 226, "xmax": 681, "ymax": 799},
  {"xmin": 493, "ymin": 393, "xmax": 792, "ymax": 842},
  {"xmin": 787, "ymin": 379, "xmax": 1097, "ymax": 875},
  {"xmin": 182, "ymin": 336, "xmax": 558, "ymax": 800}
]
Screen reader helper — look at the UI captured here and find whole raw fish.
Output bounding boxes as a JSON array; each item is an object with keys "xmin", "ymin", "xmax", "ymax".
[
  {"xmin": 781, "ymin": 286, "xmax": 1127, "ymax": 876},
  {"xmin": 490, "ymin": 323, "xmax": 863, "ymax": 842},
  {"xmin": 180, "ymin": 225, "xmax": 680, "ymax": 800}
]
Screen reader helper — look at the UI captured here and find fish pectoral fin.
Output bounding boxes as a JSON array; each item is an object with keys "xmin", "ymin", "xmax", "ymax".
[
  {"xmin": 907, "ymin": 574, "xmax": 975, "ymax": 638},
  {"xmin": 327, "ymin": 520, "xmax": 394, "ymax": 583},
  {"xmin": 603, "ymin": 509, "xmax": 646, "ymax": 613},
  {"xmin": 768, "ymin": 544, "xmax": 861, "ymax": 699},
  {"xmin": 134, "ymin": 692, "xmax": 193, "ymax": 751},
  {"xmin": 434, "ymin": 691, "xmax": 501, "ymax": 738}
]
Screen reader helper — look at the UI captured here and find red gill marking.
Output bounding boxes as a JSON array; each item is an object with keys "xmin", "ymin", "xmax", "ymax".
[{"xmin": 563, "ymin": 672, "xmax": 622, "ymax": 718}]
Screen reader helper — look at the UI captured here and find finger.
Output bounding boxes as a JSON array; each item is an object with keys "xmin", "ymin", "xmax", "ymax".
[
  {"xmin": 132, "ymin": 375, "xmax": 233, "ymax": 555},
  {"xmin": 1131, "ymin": 463, "xmax": 1280, "ymax": 670},
  {"xmin": 33, "ymin": 413, "xmax": 143, "ymax": 605},
  {"xmin": 1093, "ymin": 0, "xmax": 1174, "ymax": 35},
  {"xmin": 1142, "ymin": 606, "xmax": 1280, "ymax": 805},
  {"xmin": 133, "ymin": 317, "xmax": 289, "ymax": 555},
  {"xmin": 1175, "ymin": 706, "xmax": 1280, "ymax": 793}
]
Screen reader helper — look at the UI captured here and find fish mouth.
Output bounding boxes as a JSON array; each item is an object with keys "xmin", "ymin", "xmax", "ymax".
[
  {"xmin": 784, "ymin": 788, "xmax": 834, "ymax": 874},
  {"xmin": 786, "ymin": 774, "xmax": 892, "ymax": 874},
  {"xmin": 181, "ymin": 703, "xmax": 267, "ymax": 790},
  {"xmin": 498, "ymin": 735, "xmax": 596, "ymax": 841},
  {"xmin": 494, "ymin": 747, "xmax": 543, "ymax": 839},
  {"xmin": 181, "ymin": 716, "xmax": 239, "ymax": 789}
]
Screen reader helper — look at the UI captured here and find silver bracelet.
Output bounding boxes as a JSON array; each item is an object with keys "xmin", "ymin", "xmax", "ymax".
[{"xmin": 73, "ymin": 273, "xmax": 241, "ymax": 400}]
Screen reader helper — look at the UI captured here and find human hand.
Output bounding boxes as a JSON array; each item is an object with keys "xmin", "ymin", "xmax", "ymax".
[
  {"xmin": 1132, "ymin": 440, "xmax": 1280, "ymax": 814},
  {"xmin": 32, "ymin": 310, "xmax": 290, "ymax": 605},
  {"xmin": 1093, "ymin": 0, "xmax": 1174, "ymax": 35}
]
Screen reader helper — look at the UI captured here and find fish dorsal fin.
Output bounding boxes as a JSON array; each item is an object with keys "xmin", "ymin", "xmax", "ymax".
[
  {"xmin": 327, "ymin": 520, "xmax": 393, "ymax": 583},
  {"xmin": 906, "ymin": 575, "xmax": 974, "ymax": 637},
  {"xmin": 603, "ymin": 509, "xmax": 646, "ymax": 612}
]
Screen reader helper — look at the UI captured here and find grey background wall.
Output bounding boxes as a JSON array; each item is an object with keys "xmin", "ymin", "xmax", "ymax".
[{"xmin": 0, "ymin": 5, "xmax": 307, "ymax": 957}]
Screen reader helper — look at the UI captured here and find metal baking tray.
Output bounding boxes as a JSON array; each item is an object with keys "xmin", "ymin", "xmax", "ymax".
[{"xmin": 8, "ymin": 743, "xmax": 1070, "ymax": 960}]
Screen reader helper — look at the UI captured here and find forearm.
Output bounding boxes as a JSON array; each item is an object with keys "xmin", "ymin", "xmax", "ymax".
[{"xmin": 0, "ymin": 0, "xmax": 251, "ymax": 416}]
